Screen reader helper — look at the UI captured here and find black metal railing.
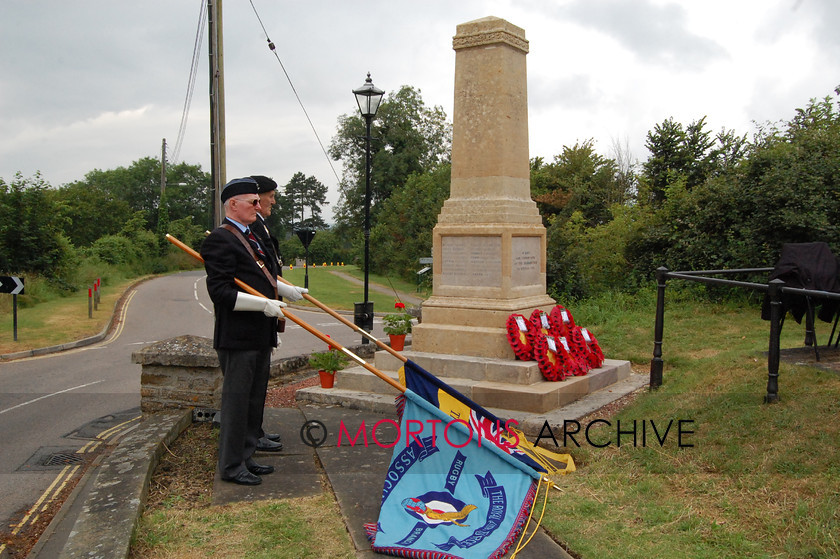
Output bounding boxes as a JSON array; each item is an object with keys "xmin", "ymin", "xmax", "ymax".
[{"xmin": 649, "ymin": 266, "xmax": 840, "ymax": 403}]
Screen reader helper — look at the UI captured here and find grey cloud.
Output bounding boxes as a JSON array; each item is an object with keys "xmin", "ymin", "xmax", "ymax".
[
  {"xmin": 558, "ymin": 0, "xmax": 728, "ymax": 70},
  {"xmin": 759, "ymin": 0, "xmax": 840, "ymax": 54},
  {"xmin": 530, "ymin": 73, "xmax": 602, "ymax": 110}
]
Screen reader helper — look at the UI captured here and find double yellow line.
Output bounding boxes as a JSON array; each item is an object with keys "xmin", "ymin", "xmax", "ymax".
[{"xmin": 0, "ymin": 415, "xmax": 141, "ymax": 556}]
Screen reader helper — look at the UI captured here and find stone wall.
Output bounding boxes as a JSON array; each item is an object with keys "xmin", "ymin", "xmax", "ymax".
[
  {"xmin": 133, "ymin": 335, "xmax": 222, "ymax": 414},
  {"xmin": 133, "ymin": 335, "xmax": 378, "ymax": 414}
]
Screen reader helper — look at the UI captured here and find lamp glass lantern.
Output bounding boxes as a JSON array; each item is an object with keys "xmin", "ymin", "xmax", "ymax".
[{"xmin": 353, "ymin": 73, "xmax": 385, "ymax": 117}]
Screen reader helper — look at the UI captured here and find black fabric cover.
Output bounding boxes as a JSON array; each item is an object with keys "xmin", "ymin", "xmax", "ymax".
[{"xmin": 761, "ymin": 242, "xmax": 840, "ymax": 323}]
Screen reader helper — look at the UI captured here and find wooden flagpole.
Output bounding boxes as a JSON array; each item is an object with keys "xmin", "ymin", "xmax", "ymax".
[{"xmin": 166, "ymin": 234, "xmax": 405, "ymax": 393}]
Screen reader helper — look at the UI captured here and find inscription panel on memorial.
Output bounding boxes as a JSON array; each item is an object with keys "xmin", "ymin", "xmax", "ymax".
[
  {"xmin": 441, "ymin": 236, "xmax": 502, "ymax": 287},
  {"xmin": 511, "ymin": 236, "xmax": 542, "ymax": 286}
]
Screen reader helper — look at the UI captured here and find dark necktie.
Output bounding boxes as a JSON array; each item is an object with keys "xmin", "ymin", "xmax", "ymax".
[{"xmin": 245, "ymin": 228, "xmax": 265, "ymax": 257}]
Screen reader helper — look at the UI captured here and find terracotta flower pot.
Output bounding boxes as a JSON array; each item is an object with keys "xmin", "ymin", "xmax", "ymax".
[
  {"xmin": 389, "ymin": 334, "xmax": 406, "ymax": 351},
  {"xmin": 318, "ymin": 370, "xmax": 335, "ymax": 388}
]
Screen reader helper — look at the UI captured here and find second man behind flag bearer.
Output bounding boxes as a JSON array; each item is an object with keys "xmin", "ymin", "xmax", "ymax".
[{"xmin": 250, "ymin": 174, "xmax": 291, "ymax": 452}]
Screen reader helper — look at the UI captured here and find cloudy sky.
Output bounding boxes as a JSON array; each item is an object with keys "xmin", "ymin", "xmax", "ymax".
[{"xmin": 1, "ymin": 0, "xmax": 838, "ymax": 217}]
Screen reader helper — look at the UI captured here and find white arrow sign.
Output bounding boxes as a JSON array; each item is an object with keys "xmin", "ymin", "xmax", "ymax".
[{"xmin": 0, "ymin": 276, "xmax": 24, "ymax": 295}]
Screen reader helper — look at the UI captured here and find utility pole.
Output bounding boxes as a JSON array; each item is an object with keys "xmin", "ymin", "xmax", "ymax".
[
  {"xmin": 208, "ymin": 0, "xmax": 226, "ymax": 227},
  {"xmin": 160, "ymin": 138, "xmax": 167, "ymax": 196}
]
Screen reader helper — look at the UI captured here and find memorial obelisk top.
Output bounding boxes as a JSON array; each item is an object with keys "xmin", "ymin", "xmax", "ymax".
[
  {"xmin": 446, "ymin": 17, "xmax": 533, "ymax": 215},
  {"xmin": 412, "ymin": 16, "xmax": 556, "ymax": 359}
]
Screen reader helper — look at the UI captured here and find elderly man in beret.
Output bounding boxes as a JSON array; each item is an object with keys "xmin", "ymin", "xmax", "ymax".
[
  {"xmin": 249, "ymin": 174, "xmax": 288, "ymax": 452},
  {"xmin": 249, "ymin": 175, "xmax": 284, "ymax": 275},
  {"xmin": 201, "ymin": 177, "xmax": 307, "ymax": 485}
]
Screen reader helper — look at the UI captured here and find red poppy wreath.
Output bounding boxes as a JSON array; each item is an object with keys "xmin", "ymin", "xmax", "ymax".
[
  {"xmin": 530, "ymin": 308, "xmax": 559, "ymax": 338},
  {"xmin": 549, "ymin": 305, "xmax": 576, "ymax": 337},
  {"xmin": 505, "ymin": 313, "xmax": 536, "ymax": 360},
  {"xmin": 533, "ymin": 334, "xmax": 563, "ymax": 380},
  {"xmin": 580, "ymin": 327, "xmax": 605, "ymax": 369},
  {"xmin": 566, "ymin": 327, "xmax": 593, "ymax": 376}
]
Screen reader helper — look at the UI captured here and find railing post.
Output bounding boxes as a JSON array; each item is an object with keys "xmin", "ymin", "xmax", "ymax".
[
  {"xmin": 765, "ymin": 278, "xmax": 784, "ymax": 403},
  {"xmin": 650, "ymin": 266, "xmax": 669, "ymax": 388}
]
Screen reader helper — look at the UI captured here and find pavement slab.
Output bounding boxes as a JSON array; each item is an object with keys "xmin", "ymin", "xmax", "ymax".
[{"xmin": 212, "ymin": 407, "xmax": 323, "ymax": 505}]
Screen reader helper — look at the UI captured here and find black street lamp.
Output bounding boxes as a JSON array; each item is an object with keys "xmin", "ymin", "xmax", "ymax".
[
  {"xmin": 352, "ymin": 72, "xmax": 384, "ymax": 344},
  {"xmin": 295, "ymin": 227, "xmax": 316, "ymax": 289}
]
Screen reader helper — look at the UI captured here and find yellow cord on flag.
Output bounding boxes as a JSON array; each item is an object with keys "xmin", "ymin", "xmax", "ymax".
[
  {"xmin": 510, "ymin": 428, "xmax": 576, "ymax": 476},
  {"xmin": 510, "ymin": 476, "xmax": 553, "ymax": 558}
]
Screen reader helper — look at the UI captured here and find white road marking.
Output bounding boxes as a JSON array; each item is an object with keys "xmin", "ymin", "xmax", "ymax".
[{"xmin": 0, "ymin": 380, "xmax": 105, "ymax": 415}]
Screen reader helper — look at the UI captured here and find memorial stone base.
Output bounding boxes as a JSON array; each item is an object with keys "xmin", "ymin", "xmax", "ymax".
[
  {"xmin": 412, "ymin": 219, "xmax": 556, "ymax": 360},
  {"xmin": 296, "ymin": 348, "xmax": 632, "ymax": 437}
]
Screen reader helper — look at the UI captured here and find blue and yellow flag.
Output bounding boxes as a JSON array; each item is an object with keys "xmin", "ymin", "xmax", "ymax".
[
  {"xmin": 365, "ymin": 360, "xmax": 574, "ymax": 558},
  {"xmin": 399, "ymin": 360, "xmax": 575, "ymax": 477}
]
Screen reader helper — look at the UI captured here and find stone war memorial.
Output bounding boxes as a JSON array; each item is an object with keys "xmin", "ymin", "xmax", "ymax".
[{"xmin": 297, "ymin": 16, "xmax": 633, "ymax": 434}]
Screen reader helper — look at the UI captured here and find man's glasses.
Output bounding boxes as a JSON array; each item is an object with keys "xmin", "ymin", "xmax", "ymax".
[{"xmin": 234, "ymin": 198, "xmax": 260, "ymax": 207}]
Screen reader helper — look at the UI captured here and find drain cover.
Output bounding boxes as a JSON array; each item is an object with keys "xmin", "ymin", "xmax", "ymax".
[
  {"xmin": 43, "ymin": 452, "xmax": 85, "ymax": 467},
  {"xmin": 19, "ymin": 447, "xmax": 90, "ymax": 472}
]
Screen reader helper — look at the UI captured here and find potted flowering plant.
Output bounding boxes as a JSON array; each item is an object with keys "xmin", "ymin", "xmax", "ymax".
[
  {"xmin": 383, "ymin": 302, "xmax": 413, "ymax": 351},
  {"xmin": 308, "ymin": 348, "xmax": 349, "ymax": 388}
]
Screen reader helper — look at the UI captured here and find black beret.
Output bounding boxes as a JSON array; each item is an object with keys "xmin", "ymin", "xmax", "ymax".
[
  {"xmin": 220, "ymin": 177, "xmax": 258, "ymax": 203},
  {"xmin": 250, "ymin": 175, "xmax": 278, "ymax": 194}
]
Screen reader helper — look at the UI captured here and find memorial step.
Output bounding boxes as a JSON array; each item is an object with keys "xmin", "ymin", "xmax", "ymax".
[{"xmin": 296, "ymin": 347, "xmax": 631, "ymax": 414}]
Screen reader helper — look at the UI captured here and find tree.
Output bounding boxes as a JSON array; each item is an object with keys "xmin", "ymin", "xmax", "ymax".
[
  {"xmin": 369, "ymin": 165, "xmax": 451, "ymax": 280},
  {"xmin": 641, "ymin": 116, "xmax": 742, "ymax": 205},
  {"xmin": 531, "ymin": 141, "xmax": 626, "ymax": 226},
  {"xmin": 159, "ymin": 162, "xmax": 212, "ymax": 231},
  {"xmin": 50, "ymin": 181, "xmax": 132, "ymax": 247},
  {"xmin": 281, "ymin": 172, "xmax": 329, "ymax": 230},
  {"xmin": 734, "ymin": 90, "xmax": 840, "ymax": 262},
  {"xmin": 0, "ymin": 173, "xmax": 76, "ymax": 279},
  {"xmin": 329, "ymin": 85, "xmax": 451, "ymax": 231},
  {"xmin": 610, "ymin": 136, "xmax": 638, "ymax": 205},
  {"xmin": 78, "ymin": 157, "xmax": 211, "ymax": 233},
  {"xmin": 628, "ymin": 87, "xmax": 840, "ymax": 279},
  {"xmin": 84, "ymin": 157, "xmax": 160, "ymax": 224},
  {"xmin": 156, "ymin": 191, "xmax": 170, "ymax": 256}
]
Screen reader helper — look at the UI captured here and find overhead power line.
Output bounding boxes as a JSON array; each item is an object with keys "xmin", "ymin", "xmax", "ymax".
[
  {"xmin": 247, "ymin": 0, "xmax": 342, "ymax": 185},
  {"xmin": 171, "ymin": 0, "xmax": 207, "ymax": 164}
]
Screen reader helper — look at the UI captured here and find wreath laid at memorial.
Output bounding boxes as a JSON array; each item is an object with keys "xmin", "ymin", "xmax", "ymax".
[
  {"xmin": 533, "ymin": 333, "xmax": 576, "ymax": 381},
  {"xmin": 581, "ymin": 327, "xmax": 604, "ymax": 369},
  {"xmin": 505, "ymin": 313, "xmax": 536, "ymax": 360},
  {"xmin": 505, "ymin": 305, "xmax": 605, "ymax": 382},
  {"xmin": 563, "ymin": 326, "xmax": 590, "ymax": 376},
  {"xmin": 549, "ymin": 305, "xmax": 575, "ymax": 337},
  {"xmin": 530, "ymin": 309, "xmax": 556, "ymax": 338}
]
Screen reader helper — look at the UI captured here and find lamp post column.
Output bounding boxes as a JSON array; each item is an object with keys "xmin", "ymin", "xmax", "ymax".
[
  {"xmin": 363, "ymin": 113, "xmax": 371, "ymax": 309},
  {"xmin": 352, "ymin": 73, "xmax": 384, "ymax": 345}
]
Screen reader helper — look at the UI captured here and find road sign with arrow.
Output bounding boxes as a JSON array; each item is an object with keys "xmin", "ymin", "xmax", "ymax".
[
  {"xmin": 1, "ymin": 276, "xmax": 24, "ymax": 341},
  {"xmin": 0, "ymin": 276, "xmax": 24, "ymax": 295}
]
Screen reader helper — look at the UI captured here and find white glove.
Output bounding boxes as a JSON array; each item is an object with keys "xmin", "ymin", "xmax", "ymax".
[
  {"xmin": 277, "ymin": 282, "xmax": 308, "ymax": 302},
  {"xmin": 233, "ymin": 292, "xmax": 286, "ymax": 318}
]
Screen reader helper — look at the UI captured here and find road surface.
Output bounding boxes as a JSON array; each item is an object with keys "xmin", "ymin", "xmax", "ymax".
[{"xmin": 0, "ymin": 270, "xmax": 388, "ymax": 555}]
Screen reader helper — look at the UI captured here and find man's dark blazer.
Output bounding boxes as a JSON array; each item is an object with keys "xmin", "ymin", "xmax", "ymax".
[
  {"xmin": 251, "ymin": 215, "xmax": 283, "ymax": 276},
  {"xmin": 201, "ymin": 218, "xmax": 278, "ymax": 350}
]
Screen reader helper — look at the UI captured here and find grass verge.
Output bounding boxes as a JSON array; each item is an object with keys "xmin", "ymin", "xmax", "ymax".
[
  {"xmin": 129, "ymin": 423, "xmax": 355, "ymax": 559},
  {"xmin": 0, "ymin": 277, "xmax": 141, "ymax": 355},
  {"xmin": 543, "ymin": 293, "xmax": 840, "ymax": 559},
  {"xmin": 282, "ymin": 265, "xmax": 425, "ymax": 312}
]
